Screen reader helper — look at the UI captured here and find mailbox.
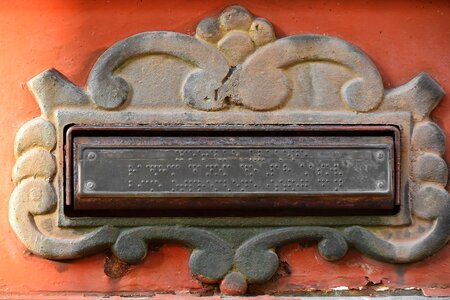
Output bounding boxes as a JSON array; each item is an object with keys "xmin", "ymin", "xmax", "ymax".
[
  {"xmin": 10, "ymin": 5, "xmax": 449, "ymax": 296},
  {"xmin": 66, "ymin": 125, "xmax": 399, "ymax": 215}
]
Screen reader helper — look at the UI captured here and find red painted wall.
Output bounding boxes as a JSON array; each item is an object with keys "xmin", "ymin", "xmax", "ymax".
[{"xmin": 0, "ymin": 0, "xmax": 449, "ymax": 297}]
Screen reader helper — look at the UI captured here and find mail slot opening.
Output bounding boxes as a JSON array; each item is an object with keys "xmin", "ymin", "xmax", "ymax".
[{"xmin": 64, "ymin": 125, "xmax": 400, "ymax": 217}]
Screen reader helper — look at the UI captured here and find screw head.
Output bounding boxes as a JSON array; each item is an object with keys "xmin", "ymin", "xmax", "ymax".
[
  {"xmin": 87, "ymin": 152, "xmax": 97, "ymax": 160},
  {"xmin": 376, "ymin": 180, "xmax": 385, "ymax": 189},
  {"xmin": 375, "ymin": 151, "xmax": 385, "ymax": 161},
  {"xmin": 85, "ymin": 180, "xmax": 96, "ymax": 190},
  {"xmin": 375, "ymin": 151, "xmax": 385, "ymax": 160}
]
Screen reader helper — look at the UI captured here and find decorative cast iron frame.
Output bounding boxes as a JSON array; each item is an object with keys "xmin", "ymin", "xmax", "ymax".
[{"xmin": 10, "ymin": 5, "xmax": 449, "ymax": 295}]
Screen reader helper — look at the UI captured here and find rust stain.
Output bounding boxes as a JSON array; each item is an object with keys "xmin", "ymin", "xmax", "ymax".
[
  {"xmin": 104, "ymin": 250, "xmax": 130, "ymax": 279},
  {"xmin": 189, "ymin": 283, "xmax": 217, "ymax": 296},
  {"xmin": 53, "ymin": 261, "xmax": 69, "ymax": 273}
]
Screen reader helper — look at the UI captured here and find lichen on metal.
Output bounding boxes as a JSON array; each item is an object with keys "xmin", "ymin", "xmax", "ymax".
[{"xmin": 10, "ymin": 5, "xmax": 449, "ymax": 296}]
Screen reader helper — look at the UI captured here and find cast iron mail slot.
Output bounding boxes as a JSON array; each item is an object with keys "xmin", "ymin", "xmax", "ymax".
[{"xmin": 66, "ymin": 125, "xmax": 398, "ymax": 215}]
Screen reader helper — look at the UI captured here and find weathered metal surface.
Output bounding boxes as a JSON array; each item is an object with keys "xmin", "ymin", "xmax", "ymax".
[
  {"xmin": 10, "ymin": 4, "xmax": 449, "ymax": 297},
  {"xmin": 70, "ymin": 127, "xmax": 394, "ymax": 212},
  {"xmin": 58, "ymin": 114, "xmax": 409, "ymax": 226}
]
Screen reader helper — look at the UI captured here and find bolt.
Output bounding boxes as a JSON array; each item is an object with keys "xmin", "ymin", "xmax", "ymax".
[
  {"xmin": 85, "ymin": 180, "xmax": 96, "ymax": 190},
  {"xmin": 87, "ymin": 152, "xmax": 97, "ymax": 160},
  {"xmin": 377, "ymin": 180, "xmax": 385, "ymax": 189}
]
